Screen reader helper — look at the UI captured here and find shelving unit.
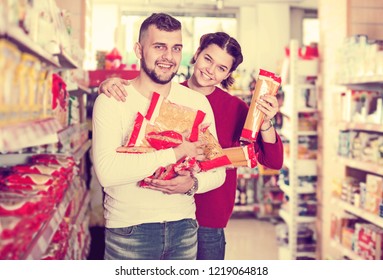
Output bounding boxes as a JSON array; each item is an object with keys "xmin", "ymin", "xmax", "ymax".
[
  {"xmin": 278, "ymin": 39, "xmax": 319, "ymax": 260},
  {"xmin": 0, "ymin": 1, "xmax": 91, "ymax": 260},
  {"xmin": 330, "ymin": 73, "xmax": 383, "ymax": 260}
]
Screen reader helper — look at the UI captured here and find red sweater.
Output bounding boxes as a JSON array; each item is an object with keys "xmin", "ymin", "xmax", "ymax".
[{"xmin": 181, "ymin": 81, "xmax": 284, "ymax": 228}]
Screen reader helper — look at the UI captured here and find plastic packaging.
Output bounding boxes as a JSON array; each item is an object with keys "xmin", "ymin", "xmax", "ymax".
[{"xmin": 240, "ymin": 69, "xmax": 281, "ymax": 142}]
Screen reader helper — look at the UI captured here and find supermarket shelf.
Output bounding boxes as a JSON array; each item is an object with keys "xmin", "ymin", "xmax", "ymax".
[
  {"xmin": 338, "ymin": 76, "xmax": 383, "ymax": 87},
  {"xmin": 338, "ymin": 121, "xmax": 383, "ymax": 133},
  {"xmin": 22, "ymin": 184, "xmax": 75, "ymax": 260},
  {"xmin": 77, "ymin": 84, "xmax": 92, "ymax": 94},
  {"xmin": 330, "ymin": 240, "xmax": 363, "ymax": 260},
  {"xmin": 237, "ymin": 173, "xmax": 258, "ymax": 179},
  {"xmin": 65, "ymin": 191, "xmax": 91, "ymax": 260},
  {"xmin": 233, "ymin": 204, "xmax": 256, "ymax": 213},
  {"xmin": 54, "ymin": 49, "xmax": 78, "ymax": 69},
  {"xmin": 283, "ymin": 158, "xmax": 317, "ymax": 176},
  {"xmin": 278, "ymin": 245, "xmax": 316, "ymax": 260},
  {"xmin": 280, "ymin": 182, "xmax": 291, "ymax": 196},
  {"xmin": 280, "ymin": 127, "xmax": 318, "ymax": 139},
  {"xmin": 72, "ymin": 140, "xmax": 92, "ymax": 162},
  {"xmin": 279, "ymin": 209, "xmax": 316, "ymax": 225},
  {"xmin": 280, "ymin": 107, "xmax": 318, "ymax": 119},
  {"xmin": 0, "ymin": 118, "xmax": 63, "ymax": 152},
  {"xmin": 5, "ymin": 26, "xmax": 60, "ymax": 68},
  {"xmin": 337, "ymin": 199, "xmax": 383, "ymax": 228},
  {"xmin": 280, "ymin": 182, "xmax": 316, "ymax": 196},
  {"xmin": 75, "ymin": 191, "xmax": 90, "ymax": 227},
  {"xmin": 339, "ymin": 157, "xmax": 383, "ymax": 176},
  {"xmin": 57, "ymin": 123, "xmax": 88, "ymax": 144}
]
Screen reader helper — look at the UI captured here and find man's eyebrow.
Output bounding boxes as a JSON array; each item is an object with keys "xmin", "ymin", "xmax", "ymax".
[{"xmin": 152, "ymin": 42, "xmax": 183, "ymax": 48}]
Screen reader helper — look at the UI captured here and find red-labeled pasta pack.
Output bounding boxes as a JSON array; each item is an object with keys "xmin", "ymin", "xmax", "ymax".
[
  {"xmin": 116, "ymin": 92, "xmax": 231, "ymax": 185},
  {"xmin": 240, "ymin": 69, "xmax": 281, "ymax": 143}
]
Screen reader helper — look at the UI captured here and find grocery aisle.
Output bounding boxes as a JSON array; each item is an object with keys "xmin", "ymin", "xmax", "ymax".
[{"xmin": 225, "ymin": 218, "xmax": 278, "ymax": 260}]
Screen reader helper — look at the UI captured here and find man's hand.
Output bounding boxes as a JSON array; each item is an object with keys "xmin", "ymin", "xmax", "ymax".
[
  {"xmin": 143, "ymin": 170, "xmax": 194, "ymax": 195},
  {"xmin": 98, "ymin": 78, "xmax": 130, "ymax": 102},
  {"xmin": 173, "ymin": 131, "xmax": 207, "ymax": 161}
]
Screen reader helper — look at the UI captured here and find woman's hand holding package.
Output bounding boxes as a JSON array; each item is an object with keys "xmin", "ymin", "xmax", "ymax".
[
  {"xmin": 98, "ymin": 77, "xmax": 129, "ymax": 101},
  {"xmin": 257, "ymin": 94, "xmax": 278, "ymax": 143},
  {"xmin": 257, "ymin": 94, "xmax": 279, "ymax": 122}
]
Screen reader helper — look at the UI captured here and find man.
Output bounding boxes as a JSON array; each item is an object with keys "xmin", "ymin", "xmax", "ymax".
[{"xmin": 92, "ymin": 13, "xmax": 225, "ymax": 260}]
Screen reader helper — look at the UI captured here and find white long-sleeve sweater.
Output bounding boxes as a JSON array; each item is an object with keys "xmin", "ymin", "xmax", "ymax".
[{"xmin": 92, "ymin": 82, "xmax": 225, "ymax": 228}]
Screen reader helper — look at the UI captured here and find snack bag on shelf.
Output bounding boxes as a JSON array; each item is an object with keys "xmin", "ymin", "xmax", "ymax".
[
  {"xmin": 52, "ymin": 73, "xmax": 69, "ymax": 127},
  {"xmin": 240, "ymin": 69, "xmax": 281, "ymax": 143}
]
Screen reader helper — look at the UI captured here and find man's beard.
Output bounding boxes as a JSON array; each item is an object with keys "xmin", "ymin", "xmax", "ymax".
[{"xmin": 140, "ymin": 57, "xmax": 177, "ymax": 85}]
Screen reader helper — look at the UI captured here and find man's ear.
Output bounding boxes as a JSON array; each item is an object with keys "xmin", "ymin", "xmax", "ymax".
[{"xmin": 134, "ymin": 42, "xmax": 142, "ymax": 59}]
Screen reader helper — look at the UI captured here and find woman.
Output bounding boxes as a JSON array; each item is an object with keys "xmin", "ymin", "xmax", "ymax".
[{"xmin": 98, "ymin": 32, "xmax": 283, "ymax": 260}]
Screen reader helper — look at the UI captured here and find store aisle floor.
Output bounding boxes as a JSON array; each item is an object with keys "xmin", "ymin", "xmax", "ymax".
[{"xmin": 225, "ymin": 218, "xmax": 279, "ymax": 260}]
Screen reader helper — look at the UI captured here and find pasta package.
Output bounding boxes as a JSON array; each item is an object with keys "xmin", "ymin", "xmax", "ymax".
[
  {"xmin": 122, "ymin": 92, "xmax": 206, "ymax": 149},
  {"xmin": 140, "ymin": 156, "xmax": 198, "ymax": 187},
  {"xmin": 240, "ymin": 69, "xmax": 281, "ymax": 143},
  {"xmin": 117, "ymin": 91, "xmax": 231, "ymax": 185},
  {"xmin": 222, "ymin": 144, "xmax": 257, "ymax": 168},
  {"xmin": 197, "ymin": 124, "xmax": 231, "ymax": 171}
]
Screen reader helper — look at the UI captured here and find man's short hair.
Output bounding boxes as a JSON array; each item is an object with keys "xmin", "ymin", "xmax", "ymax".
[{"xmin": 139, "ymin": 13, "xmax": 182, "ymax": 42}]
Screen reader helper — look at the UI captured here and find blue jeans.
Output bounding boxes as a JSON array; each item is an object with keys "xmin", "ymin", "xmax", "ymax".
[
  {"xmin": 104, "ymin": 219, "xmax": 198, "ymax": 260},
  {"xmin": 197, "ymin": 226, "xmax": 226, "ymax": 260}
]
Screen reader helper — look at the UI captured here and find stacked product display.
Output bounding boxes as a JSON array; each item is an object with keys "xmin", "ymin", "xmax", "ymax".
[
  {"xmin": 277, "ymin": 39, "xmax": 319, "ymax": 260},
  {"xmin": 254, "ymin": 165, "xmax": 284, "ymax": 220},
  {"xmin": 0, "ymin": 0, "xmax": 91, "ymax": 260},
  {"xmin": 330, "ymin": 35, "xmax": 383, "ymax": 260}
]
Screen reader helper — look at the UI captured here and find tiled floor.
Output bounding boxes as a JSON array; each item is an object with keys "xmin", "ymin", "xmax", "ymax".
[{"xmin": 225, "ymin": 218, "xmax": 279, "ymax": 260}]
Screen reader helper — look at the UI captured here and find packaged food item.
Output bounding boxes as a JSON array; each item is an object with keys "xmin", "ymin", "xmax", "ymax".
[
  {"xmin": 197, "ymin": 124, "xmax": 231, "ymax": 171},
  {"xmin": 222, "ymin": 143, "xmax": 257, "ymax": 168},
  {"xmin": 0, "ymin": 40, "xmax": 21, "ymax": 125},
  {"xmin": 3, "ymin": 173, "xmax": 55, "ymax": 186},
  {"xmin": 124, "ymin": 92, "xmax": 206, "ymax": 149},
  {"xmin": 240, "ymin": 69, "xmax": 281, "ymax": 142},
  {"xmin": 140, "ymin": 156, "xmax": 198, "ymax": 187},
  {"xmin": 0, "ymin": 192, "xmax": 47, "ymax": 216},
  {"xmin": 116, "ymin": 146, "xmax": 155, "ymax": 154},
  {"xmin": 119, "ymin": 92, "xmax": 230, "ymax": 185}
]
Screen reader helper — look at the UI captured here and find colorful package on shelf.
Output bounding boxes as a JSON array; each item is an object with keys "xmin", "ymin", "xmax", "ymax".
[
  {"xmin": 12, "ymin": 164, "xmax": 67, "ymax": 178},
  {"xmin": 0, "ymin": 212, "xmax": 50, "ymax": 240},
  {"xmin": 0, "ymin": 237, "xmax": 30, "ymax": 260},
  {"xmin": 41, "ymin": 220, "xmax": 70, "ymax": 260},
  {"xmin": 0, "ymin": 192, "xmax": 49, "ymax": 216},
  {"xmin": 30, "ymin": 154, "xmax": 76, "ymax": 180},
  {"xmin": 3, "ymin": 173, "xmax": 56, "ymax": 186},
  {"xmin": 0, "ymin": 40, "xmax": 22, "ymax": 126},
  {"xmin": 240, "ymin": 69, "xmax": 281, "ymax": 142},
  {"xmin": 355, "ymin": 223, "xmax": 383, "ymax": 260},
  {"xmin": 52, "ymin": 73, "xmax": 69, "ymax": 127},
  {"xmin": 2, "ymin": 183, "xmax": 57, "ymax": 200},
  {"xmin": 30, "ymin": 154, "xmax": 75, "ymax": 168}
]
